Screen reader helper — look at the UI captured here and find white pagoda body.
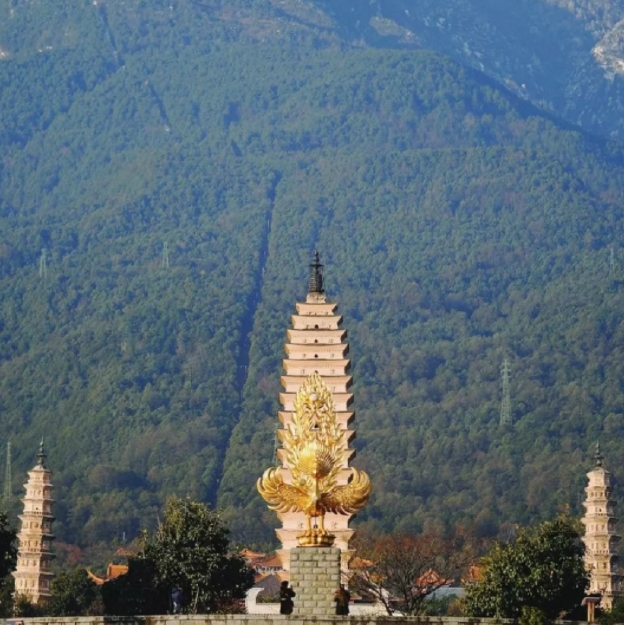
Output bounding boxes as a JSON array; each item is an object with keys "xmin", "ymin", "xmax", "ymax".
[
  {"xmin": 12, "ymin": 442, "xmax": 55, "ymax": 604},
  {"xmin": 276, "ymin": 253, "xmax": 356, "ymax": 569},
  {"xmin": 581, "ymin": 444, "xmax": 622, "ymax": 609}
]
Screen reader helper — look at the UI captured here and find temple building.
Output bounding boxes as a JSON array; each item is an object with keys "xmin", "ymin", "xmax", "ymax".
[
  {"xmin": 87, "ymin": 563, "xmax": 129, "ymax": 586},
  {"xmin": 86, "ymin": 547, "xmax": 132, "ymax": 585},
  {"xmin": 581, "ymin": 443, "xmax": 622, "ymax": 609},
  {"xmin": 12, "ymin": 441, "xmax": 55, "ymax": 604},
  {"xmin": 275, "ymin": 253, "xmax": 356, "ymax": 569}
]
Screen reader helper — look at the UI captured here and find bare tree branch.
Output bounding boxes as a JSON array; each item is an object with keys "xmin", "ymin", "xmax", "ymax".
[{"xmin": 349, "ymin": 530, "xmax": 481, "ymax": 615}]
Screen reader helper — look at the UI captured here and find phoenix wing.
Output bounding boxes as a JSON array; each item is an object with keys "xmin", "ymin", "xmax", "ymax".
[
  {"xmin": 257, "ymin": 467, "xmax": 309, "ymax": 513},
  {"xmin": 320, "ymin": 469, "xmax": 372, "ymax": 515}
]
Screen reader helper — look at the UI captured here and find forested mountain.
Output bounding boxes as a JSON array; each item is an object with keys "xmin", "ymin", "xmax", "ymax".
[
  {"xmin": 2, "ymin": 0, "xmax": 624, "ymax": 557},
  {"xmin": 4, "ymin": 0, "xmax": 624, "ymax": 139},
  {"xmin": 303, "ymin": 0, "xmax": 624, "ymax": 138}
]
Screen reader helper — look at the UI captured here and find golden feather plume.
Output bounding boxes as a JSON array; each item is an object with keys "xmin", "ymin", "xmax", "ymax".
[{"xmin": 257, "ymin": 372, "xmax": 371, "ymax": 546}]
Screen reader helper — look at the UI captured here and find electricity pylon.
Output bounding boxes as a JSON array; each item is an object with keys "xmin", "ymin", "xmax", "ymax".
[
  {"xmin": 39, "ymin": 249, "xmax": 47, "ymax": 281},
  {"xmin": 500, "ymin": 358, "xmax": 512, "ymax": 427},
  {"xmin": 610, "ymin": 247, "xmax": 616, "ymax": 275}
]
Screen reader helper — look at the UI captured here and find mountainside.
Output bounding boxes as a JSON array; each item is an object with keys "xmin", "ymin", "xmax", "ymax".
[
  {"xmin": 4, "ymin": 0, "xmax": 624, "ymax": 138},
  {"xmin": 303, "ymin": 0, "xmax": 624, "ymax": 138},
  {"xmin": 2, "ymin": 1, "xmax": 624, "ymax": 557}
]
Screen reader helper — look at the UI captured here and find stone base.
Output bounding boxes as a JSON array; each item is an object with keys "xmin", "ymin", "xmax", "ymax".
[{"xmin": 290, "ymin": 547, "xmax": 341, "ymax": 617}]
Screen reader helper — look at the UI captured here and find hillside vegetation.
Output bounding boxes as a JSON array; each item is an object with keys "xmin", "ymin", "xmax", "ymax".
[{"xmin": 1, "ymin": 1, "xmax": 624, "ymax": 555}]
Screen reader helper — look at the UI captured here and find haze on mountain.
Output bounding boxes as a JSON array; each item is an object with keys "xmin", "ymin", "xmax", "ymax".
[
  {"xmin": 1, "ymin": 0, "xmax": 624, "ymax": 556},
  {"xmin": 308, "ymin": 0, "xmax": 624, "ymax": 139}
]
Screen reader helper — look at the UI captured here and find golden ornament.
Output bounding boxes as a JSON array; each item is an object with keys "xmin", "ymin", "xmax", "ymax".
[{"xmin": 257, "ymin": 372, "xmax": 371, "ymax": 547}]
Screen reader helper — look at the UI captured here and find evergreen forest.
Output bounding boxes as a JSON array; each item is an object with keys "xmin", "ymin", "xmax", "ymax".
[{"xmin": 2, "ymin": 0, "xmax": 624, "ymax": 559}]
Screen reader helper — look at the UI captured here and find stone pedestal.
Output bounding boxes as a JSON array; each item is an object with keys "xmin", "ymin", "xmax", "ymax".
[{"xmin": 290, "ymin": 547, "xmax": 341, "ymax": 616}]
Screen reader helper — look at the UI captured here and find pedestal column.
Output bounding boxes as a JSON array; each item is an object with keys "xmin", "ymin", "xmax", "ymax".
[{"xmin": 290, "ymin": 547, "xmax": 341, "ymax": 616}]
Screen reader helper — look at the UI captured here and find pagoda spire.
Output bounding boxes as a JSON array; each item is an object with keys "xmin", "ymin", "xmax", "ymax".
[
  {"xmin": 37, "ymin": 439, "xmax": 46, "ymax": 469},
  {"xmin": 308, "ymin": 251, "xmax": 324, "ymax": 295},
  {"xmin": 581, "ymin": 447, "xmax": 622, "ymax": 609}
]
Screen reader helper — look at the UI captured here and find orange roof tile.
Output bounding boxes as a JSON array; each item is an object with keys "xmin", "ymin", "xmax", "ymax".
[
  {"xmin": 86, "ymin": 569, "xmax": 106, "ymax": 586},
  {"xmin": 462, "ymin": 564, "xmax": 482, "ymax": 583},
  {"xmin": 106, "ymin": 564, "xmax": 129, "ymax": 579},
  {"xmin": 254, "ymin": 572, "xmax": 270, "ymax": 583},
  {"xmin": 415, "ymin": 569, "xmax": 453, "ymax": 587},
  {"xmin": 114, "ymin": 547, "xmax": 135, "ymax": 557},
  {"xmin": 87, "ymin": 563, "xmax": 129, "ymax": 586},
  {"xmin": 242, "ymin": 548, "xmax": 267, "ymax": 559},
  {"xmin": 258, "ymin": 554, "xmax": 283, "ymax": 568}
]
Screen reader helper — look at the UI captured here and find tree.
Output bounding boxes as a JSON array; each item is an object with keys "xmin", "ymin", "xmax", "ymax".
[
  {"xmin": 0, "ymin": 512, "xmax": 16, "ymax": 579},
  {"xmin": 13, "ymin": 594, "xmax": 40, "ymax": 617},
  {"xmin": 464, "ymin": 515, "xmax": 589, "ymax": 619},
  {"xmin": 47, "ymin": 568, "xmax": 101, "ymax": 616},
  {"xmin": 101, "ymin": 557, "xmax": 168, "ymax": 616},
  {"xmin": 142, "ymin": 496, "xmax": 254, "ymax": 613},
  {"xmin": 349, "ymin": 530, "xmax": 476, "ymax": 615},
  {"xmin": 0, "ymin": 575, "xmax": 14, "ymax": 618},
  {"xmin": 0, "ymin": 512, "xmax": 17, "ymax": 618},
  {"xmin": 600, "ymin": 597, "xmax": 624, "ymax": 625}
]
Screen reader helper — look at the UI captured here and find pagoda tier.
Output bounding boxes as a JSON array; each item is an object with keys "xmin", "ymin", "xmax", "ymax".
[
  {"xmin": 13, "ymin": 443, "xmax": 55, "ymax": 604},
  {"xmin": 581, "ymin": 445, "xmax": 622, "ymax": 609},
  {"xmin": 275, "ymin": 253, "xmax": 357, "ymax": 570}
]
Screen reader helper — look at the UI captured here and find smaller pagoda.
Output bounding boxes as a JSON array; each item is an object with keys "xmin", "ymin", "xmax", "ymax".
[
  {"xmin": 12, "ymin": 441, "xmax": 55, "ymax": 604},
  {"xmin": 581, "ymin": 443, "xmax": 622, "ymax": 609}
]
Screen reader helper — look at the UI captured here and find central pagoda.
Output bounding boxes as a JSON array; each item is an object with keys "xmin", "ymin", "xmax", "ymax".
[{"xmin": 276, "ymin": 253, "xmax": 357, "ymax": 569}]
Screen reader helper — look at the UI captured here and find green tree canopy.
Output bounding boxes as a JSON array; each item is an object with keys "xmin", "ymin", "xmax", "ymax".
[
  {"xmin": 0, "ymin": 575, "xmax": 14, "ymax": 619},
  {"xmin": 47, "ymin": 568, "xmax": 101, "ymax": 616},
  {"xmin": 600, "ymin": 597, "xmax": 624, "ymax": 625},
  {"xmin": 142, "ymin": 496, "xmax": 253, "ymax": 613},
  {"xmin": 101, "ymin": 557, "xmax": 167, "ymax": 616},
  {"xmin": 464, "ymin": 515, "xmax": 588, "ymax": 619},
  {"xmin": 0, "ymin": 512, "xmax": 16, "ymax": 580},
  {"xmin": 0, "ymin": 512, "xmax": 16, "ymax": 618}
]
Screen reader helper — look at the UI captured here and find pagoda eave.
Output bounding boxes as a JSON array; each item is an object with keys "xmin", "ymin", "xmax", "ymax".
[
  {"xmin": 283, "ymin": 359, "xmax": 350, "ymax": 374},
  {"xmin": 287, "ymin": 328, "xmax": 348, "ymax": 343}
]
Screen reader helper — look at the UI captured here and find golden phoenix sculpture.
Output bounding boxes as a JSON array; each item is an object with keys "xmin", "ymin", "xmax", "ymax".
[{"xmin": 257, "ymin": 372, "xmax": 371, "ymax": 547}]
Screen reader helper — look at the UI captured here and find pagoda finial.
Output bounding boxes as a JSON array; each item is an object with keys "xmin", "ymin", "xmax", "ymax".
[
  {"xmin": 308, "ymin": 251, "xmax": 324, "ymax": 294},
  {"xmin": 594, "ymin": 441, "xmax": 603, "ymax": 468},
  {"xmin": 37, "ymin": 439, "xmax": 47, "ymax": 469}
]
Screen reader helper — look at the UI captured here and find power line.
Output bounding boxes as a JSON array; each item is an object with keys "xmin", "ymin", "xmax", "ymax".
[
  {"xmin": 161, "ymin": 241, "xmax": 170, "ymax": 270},
  {"xmin": 610, "ymin": 247, "xmax": 616, "ymax": 275},
  {"xmin": 500, "ymin": 358, "xmax": 512, "ymax": 427}
]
